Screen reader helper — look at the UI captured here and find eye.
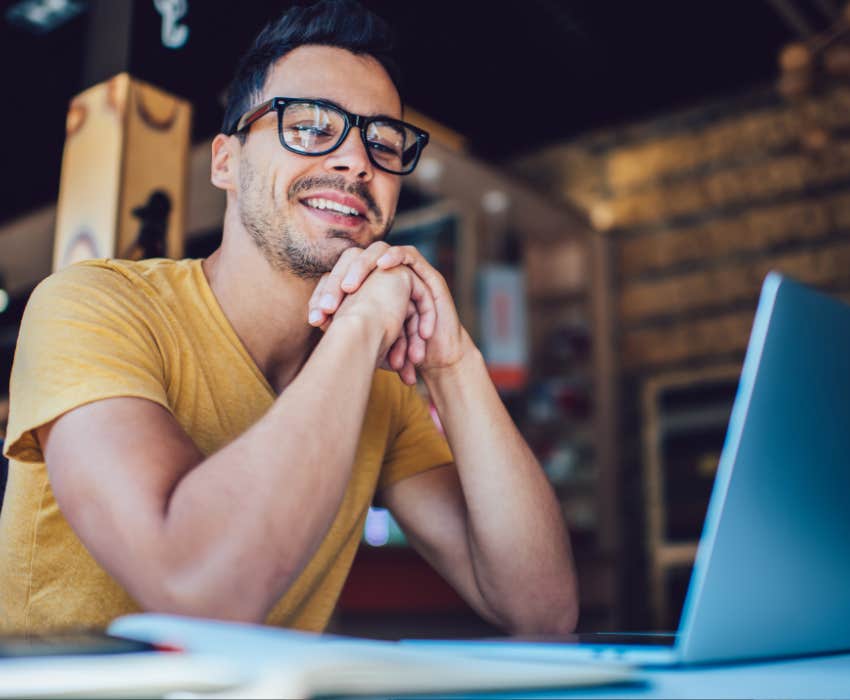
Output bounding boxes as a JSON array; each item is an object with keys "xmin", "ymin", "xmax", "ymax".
[
  {"xmin": 366, "ymin": 124, "xmax": 405, "ymax": 158},
  {"xmin": 368, "ymin": 141, "xmax": 401, "ymax": 156},
  {"xmin": 288, "ymin": 124, "xmax": 333, "ymax": 137}
]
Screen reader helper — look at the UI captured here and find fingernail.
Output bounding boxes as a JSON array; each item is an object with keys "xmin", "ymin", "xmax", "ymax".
[
  {"xmin": 320, "ymin": 294, "xmax": 336, "ymax": 310},
  {"xmin": 377, "ymin": 253, "xmax": 391, "ymax": 266},
  {"xmin": 342, "ymin": 274, "xmax": 356, "ymax": 289},
  {"xmin": 308, "ymin": 309, "xmax": 323, "ymax": 324}
]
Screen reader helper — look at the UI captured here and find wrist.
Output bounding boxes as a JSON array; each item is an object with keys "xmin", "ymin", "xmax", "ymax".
[
  {"xmin": 421, "ymin": 329, "xmax": 483, "ymax": 389},
  {"xmin": 324, "ymin": 311, "xmax": 385, "ymax": 358}
]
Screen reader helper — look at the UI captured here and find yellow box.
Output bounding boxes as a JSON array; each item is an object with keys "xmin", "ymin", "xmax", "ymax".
[{"xmin": 54, "ymin": 73, "xmax": 191, "ymax": 270}]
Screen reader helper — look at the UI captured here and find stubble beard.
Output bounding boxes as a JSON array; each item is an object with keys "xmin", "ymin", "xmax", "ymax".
[{"xmin": 238, "ymin": 161, "xmax": 393, "ymax": 280}]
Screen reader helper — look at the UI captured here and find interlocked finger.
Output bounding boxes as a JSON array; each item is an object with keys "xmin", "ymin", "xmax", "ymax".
[
  {"xmin": 399, "ymin": 360, "xmax": 417, "ymax": 385},
  {"xmin": 307, "ymin": 247, "xmax": 363, "ymax": 326},
  {"xmin": 377, "ymin": 246, "xmax": 448, "ymax": 336},
  {"xmin": 405, "ymin": 266, "xmax": 436, "ymax": 341},
  {"xmin": 388, "ymin": 332, "xmax": 408, "ymax": 372},
  {"xmin": 307, "ymin": 273, "xmax": 331, "ymax": 325},
  {"xmin": 339, "ymin": 241, "xmax": 392, "ymax": 293},
  {"xmin": 405, "ymin": 310, "xmax": 425, "ymax": 365}
]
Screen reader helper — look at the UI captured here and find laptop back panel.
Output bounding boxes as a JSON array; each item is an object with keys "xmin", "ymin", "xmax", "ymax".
[
  {"xmin": 402, "ymin": 273, "xmax": 850, "ymax": 667},
  {"xmin": 677, "ymin": 273, "xmax": 850, "ymax": 663}
]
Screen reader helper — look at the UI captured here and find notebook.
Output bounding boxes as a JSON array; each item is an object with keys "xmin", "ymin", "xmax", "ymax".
[
  {"xmin": 405, "ymin": 272, "xmax": 850, "ymax": 666},
  {"xmin": 105, "ymin": 614, "xmax": 634, "ymax": 697}
]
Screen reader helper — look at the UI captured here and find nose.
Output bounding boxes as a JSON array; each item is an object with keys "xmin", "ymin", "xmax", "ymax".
[{"xmin": 323, "ymin": 127, "xmax": 374, "ymax": 181}]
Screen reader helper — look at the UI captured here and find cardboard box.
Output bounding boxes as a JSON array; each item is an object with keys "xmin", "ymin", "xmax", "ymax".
[{"xmin": 54, "ymin": 73, "xmax": 191, "ymax": 270}]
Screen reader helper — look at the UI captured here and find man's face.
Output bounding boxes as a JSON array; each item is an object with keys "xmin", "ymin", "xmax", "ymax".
[{"xmin": 234, "ymin": 45, "xmax": 403, "ymax": 278}]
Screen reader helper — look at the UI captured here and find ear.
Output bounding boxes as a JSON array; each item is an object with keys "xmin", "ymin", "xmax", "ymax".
[{"xmin": 211, "ymin": 133, "xmax": 238, "ymax": 192}]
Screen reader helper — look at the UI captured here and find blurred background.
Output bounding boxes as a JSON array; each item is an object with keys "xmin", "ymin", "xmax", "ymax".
[{"xmin": 1, "ymin": 0, "xmax": 848, "ymax": 637}]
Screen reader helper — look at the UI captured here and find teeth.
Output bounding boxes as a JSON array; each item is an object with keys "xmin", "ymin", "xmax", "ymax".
[{"xmin": 305, "ymin": 197, "xmax": 361, "ymax": 217}]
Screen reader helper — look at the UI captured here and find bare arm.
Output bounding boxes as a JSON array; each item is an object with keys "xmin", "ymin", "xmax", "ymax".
[
  {"xmin": 388, "ymin": 337, "xmax": 579, "ymax": 635},
  {"xmin": 40, "ymin": 267, "xmax": 417, "ymax": 623},
  {"xmin": 312, "ymin": 246, "xmax": 579, "ymax": 634}
]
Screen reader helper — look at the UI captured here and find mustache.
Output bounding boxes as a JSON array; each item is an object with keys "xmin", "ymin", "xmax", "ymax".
[{"xmin": 289, "ymin": 175, "xmax": 383, "ymax": 223}]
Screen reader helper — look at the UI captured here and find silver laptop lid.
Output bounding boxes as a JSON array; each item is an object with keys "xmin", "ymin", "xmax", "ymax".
[{"xmin": 677, "ymin": 272, "xmax": 850, "ymax": 664}]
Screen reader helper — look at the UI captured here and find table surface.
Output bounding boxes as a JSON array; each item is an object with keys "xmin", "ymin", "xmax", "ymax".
[
  {"xmin": 101, "ymin": 615, "xmax": 850, "ymax": 699},
  {"xmin": 0, "ymin": 647, "xmax": 848, "ymax": 699},
  {"xmin": 417, "ymin": 652, "xmax": 850, "ymax": 700}
]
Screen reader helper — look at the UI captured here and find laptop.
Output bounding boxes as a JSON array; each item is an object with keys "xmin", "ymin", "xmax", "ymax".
[{"xmin": 405, "ymin": 272, "xmax": 850, "ymax": 666}]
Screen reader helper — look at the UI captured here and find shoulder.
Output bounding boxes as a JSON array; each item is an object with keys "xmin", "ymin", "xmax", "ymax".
[
  {"xmin": 29, "ymin": 258, "xmax": 197, "ymax": 312},
  {"xmin": 33, "ymin": 259, "xmax": 128, "ymax": 294},
  {"xmin": 23, "ymin": 260, "xmax": 139, "ymax": 324},
  {"xmin": 32, "ymin": 259, "xmax": 152, "ymax": 299}
]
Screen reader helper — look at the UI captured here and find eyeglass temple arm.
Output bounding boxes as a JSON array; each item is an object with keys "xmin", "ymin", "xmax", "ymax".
[{"xmin": 232, "ymin": 98, "xmax": 277, "ymax": 134}]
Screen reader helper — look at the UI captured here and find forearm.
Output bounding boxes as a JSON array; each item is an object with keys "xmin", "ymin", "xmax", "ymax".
[
  {"xmin": 423, "ymin": 334, "xmax": 579, "ymax": 633},
  {"xmin": 151, "ymin": 315, "xmax": 382, "ymax": 620}
]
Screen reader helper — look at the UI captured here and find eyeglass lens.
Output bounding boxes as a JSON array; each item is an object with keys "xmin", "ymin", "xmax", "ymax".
[{"xmin": 280, "ymin": 101, "xmax": 419, "ymax": 173}]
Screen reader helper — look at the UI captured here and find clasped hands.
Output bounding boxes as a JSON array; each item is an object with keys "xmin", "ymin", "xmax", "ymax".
[{"xmin": 307, "ymin": 241, "xmax": 467, "ymax": 385}]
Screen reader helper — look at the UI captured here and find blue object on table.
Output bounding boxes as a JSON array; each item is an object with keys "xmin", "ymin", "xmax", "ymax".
[
  {"xmin": 405, "ymin": 272, "xmax": 850, "ymax": 667},
  {"xmin": 396, "ymin": 652, "xmax": 850, "ymax": 700}
]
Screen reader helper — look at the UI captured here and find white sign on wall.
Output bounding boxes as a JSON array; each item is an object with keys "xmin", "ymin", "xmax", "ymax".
[{"xmin": 153, "ymin": 0, "xmax": 189, "ymax": 49}]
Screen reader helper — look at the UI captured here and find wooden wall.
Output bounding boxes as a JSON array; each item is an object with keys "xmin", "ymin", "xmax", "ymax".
[
  {"xmin": 513, "ymin": 81, "xmax": 850, "ymax": 627},
  {"xmin": 514, "ymin": 83, "xmax": 850, "ymax": 377}
]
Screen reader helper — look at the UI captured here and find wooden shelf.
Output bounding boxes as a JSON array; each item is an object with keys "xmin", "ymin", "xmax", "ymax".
[
  {"xmin": 642, "ymin": 365, "xmax": 740, "ymax": 628},
  {"xmin": 655, "ymin": 542, "xmax": 698, "ymax": 567},
  {"xmin": 521, "ymin": 231, "xmax": 623, "ymax": 627}
]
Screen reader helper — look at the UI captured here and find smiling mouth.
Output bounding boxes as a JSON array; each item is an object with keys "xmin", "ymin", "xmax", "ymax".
[{"xmin": 301, "ymin": 197, "xmax": 366, "ymax": 219}]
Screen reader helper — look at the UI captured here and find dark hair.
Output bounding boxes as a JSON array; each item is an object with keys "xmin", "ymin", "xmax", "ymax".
[{"xmin": 221, "ymin": 0, "xmax": 402, "ymax": 138}]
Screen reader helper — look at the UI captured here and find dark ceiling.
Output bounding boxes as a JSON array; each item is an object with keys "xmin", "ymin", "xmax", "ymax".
[{"xmin": 0, "ymin": 0, "xmax": 819, "ymax": 228}]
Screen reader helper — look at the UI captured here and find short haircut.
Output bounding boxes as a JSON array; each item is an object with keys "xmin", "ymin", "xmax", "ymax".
[{"xmin": 221, "ymin": 0, "xmax": 402, "ymax": 138}]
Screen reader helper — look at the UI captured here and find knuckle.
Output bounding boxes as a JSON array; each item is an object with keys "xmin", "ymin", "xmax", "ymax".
[
  {"xmin": 351, "ymin": 257, "xmax": 371, "ymax": 274},
  {"xmin": 328, "ymin": 265, "xmax": 350, "ymax": 283},
  {"xmin": 337, "ymin": 247, "xmax": 361, "ymax": 266},
  {"xmin": 368, "ymin": 241, "xmax": 390, "ymax": 255}
]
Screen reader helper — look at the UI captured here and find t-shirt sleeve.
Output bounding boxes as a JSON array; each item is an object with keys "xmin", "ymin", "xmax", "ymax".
[
  {"xmin": 3, "ymin": 262, "xmax": 169, "ymax": 463},
  {"xmin": 378, "ymin": 380, "xmax": 454, "ymax": 491}
]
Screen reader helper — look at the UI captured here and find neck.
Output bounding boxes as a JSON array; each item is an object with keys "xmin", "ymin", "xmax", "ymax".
[{"xmin": 202, "ymin": 229, "xmax": 321, "ymax": 394}]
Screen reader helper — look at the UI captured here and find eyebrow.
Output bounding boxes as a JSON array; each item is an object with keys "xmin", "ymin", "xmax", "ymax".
[{"xmin": 294, "ymin": 95, "xmax": 401, "ymax": 120}]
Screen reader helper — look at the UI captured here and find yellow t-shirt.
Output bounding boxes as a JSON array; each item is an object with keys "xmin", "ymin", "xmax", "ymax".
[{"xmin": 0, "ymin": 258, "xmax": 452, "ymax": 633}]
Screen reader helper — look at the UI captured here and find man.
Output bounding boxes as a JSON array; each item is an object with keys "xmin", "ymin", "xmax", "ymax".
[{"xmin": 0, "ymin": 0, "xmax": 578, "ymax": 634}]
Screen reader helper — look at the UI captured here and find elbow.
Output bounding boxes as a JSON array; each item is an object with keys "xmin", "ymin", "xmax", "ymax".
[
  {"xmin": 135, "ymin": 565, "xmax": 271, "ymax": 625},
  {"xmin": 547, "ymin": 597, "xmax": 580, "ymax": 635},
  {"xmin": 504, "ymin": 582, "xmax": 580, "ymax": 636},
  {"xmin": 509, "ymin": 599, "xmax": 579, "ymax": 637}
]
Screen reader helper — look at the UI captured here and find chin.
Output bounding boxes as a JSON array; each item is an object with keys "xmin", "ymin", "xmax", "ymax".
[{"xmin": 288, "ymin": 237, "xmax": 360, "ymax": 278}]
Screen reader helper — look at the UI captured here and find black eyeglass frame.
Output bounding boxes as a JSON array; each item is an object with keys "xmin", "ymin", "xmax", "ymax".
[{"xmin": 228, "ymin": 97, "xmax": 430, "ymax": 175}]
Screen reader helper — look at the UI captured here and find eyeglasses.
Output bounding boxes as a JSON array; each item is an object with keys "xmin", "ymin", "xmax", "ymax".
[{"xmin": 228, "ymin": 97, "xmax": 430, "ymax": 175}]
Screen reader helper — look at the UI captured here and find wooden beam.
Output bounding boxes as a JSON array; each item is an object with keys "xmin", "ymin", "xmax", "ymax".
[
  {"xmin": 618, "ymin": 192, "xmax": 849, "ymax": 279},
  {"xmin": 600, "ymin": 141, "xmax": 850, "ymax": 230},
  {"xmin": 408, "ymin": 140, "xmax": 590, "ymax": 244},
  {"xmin": 590, "ymin": 233, "xmax": 621, "ymax": 557},
  {"xmin": 403, "ymin": 107, "xmax": 467, "ymax": 153},
  {"xmin": 622, "ymin": 311, "xmax": 755, "ymax": 369},
  {"xmin": 619, "ymin": 238, "xmax": 850, "ymax": 323}
]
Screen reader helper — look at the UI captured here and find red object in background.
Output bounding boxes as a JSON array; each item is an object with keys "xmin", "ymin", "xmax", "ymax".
[
  {"xmin": 488, "ymin": 365, "xmax": 528, "ymax": 391},
  {"xmin": 338, "ymin": 546, "xmax": 471, "ymax": 613}
]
